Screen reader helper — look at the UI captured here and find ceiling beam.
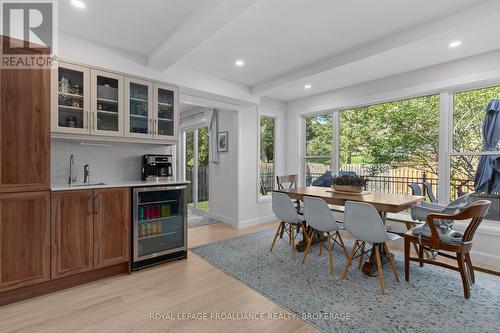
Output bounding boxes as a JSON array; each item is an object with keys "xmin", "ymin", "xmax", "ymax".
[
  {"xmin": 251, "ymin": 0, "xmax": 500, "ymax": 97},
  {"xmin": 148, "ymin": 0, "xmax": 260, "ymax": 71}
]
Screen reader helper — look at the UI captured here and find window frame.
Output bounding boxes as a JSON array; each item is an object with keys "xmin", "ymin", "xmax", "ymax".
[
  {"xmin": 258, "ymin": 113, "xmax": 277, "ymax": 201},
  {"xmin": 301, "ymin": 85, "xmax": 500, "ymax": 213}
]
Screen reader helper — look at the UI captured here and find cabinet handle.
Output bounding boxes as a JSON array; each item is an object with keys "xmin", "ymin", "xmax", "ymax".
[
  {"xmin": 87, "ymin": 194, "xmax": 92, "ymax": 215},
  {"xmin": 94, "ymin": 194, "xmax": 100, "ymax": 215}
]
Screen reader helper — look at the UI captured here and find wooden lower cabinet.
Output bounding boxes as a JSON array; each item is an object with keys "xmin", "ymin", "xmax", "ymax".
[
  {"xmin": 93, "ymin": 187, "xmax": 130, "ymax": 268},
  {"xmin": 0, "ymin": 191, "xmax": 50, "ymax": 292},
  {"xmin": 51, "ymin": 190, "xmax": 94, "ymax": 279}
]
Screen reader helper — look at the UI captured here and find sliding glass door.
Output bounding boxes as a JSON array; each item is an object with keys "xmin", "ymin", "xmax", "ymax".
[{"xmin": 184, "ymin": 127, "xmax": 209, "ymax": 213}]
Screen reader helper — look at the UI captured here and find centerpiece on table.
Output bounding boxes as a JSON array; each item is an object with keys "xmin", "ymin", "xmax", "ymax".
[{"xmin": 331, "ymin": 175, "xmax": 369, "ymax": 194}]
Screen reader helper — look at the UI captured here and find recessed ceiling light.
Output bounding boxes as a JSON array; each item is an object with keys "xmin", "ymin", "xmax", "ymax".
[
  {"xmin": 448, "ymin": 40, "xmax": 462, "ymax": 48},
  {"xmin": 71, "ymin": 0, "xmax": 86, "ymax": 9},
  {"xmin": 304, "ymin": 84, "xmax": 312, "ymax": 89},
  {"xmin": 235, "ymin": 59, "xmax": 245, "ymax": 67}
]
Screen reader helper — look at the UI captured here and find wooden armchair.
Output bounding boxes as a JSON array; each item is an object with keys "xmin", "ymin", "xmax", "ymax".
[{"xmin": 404, "ymin": 200, "xmax": 491, "ymax": 299}]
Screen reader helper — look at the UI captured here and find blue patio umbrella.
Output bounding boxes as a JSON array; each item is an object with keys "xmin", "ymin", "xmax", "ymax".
[{"xmin": 474, "ymin": 99, "xmax": 500, "ymax": 193}]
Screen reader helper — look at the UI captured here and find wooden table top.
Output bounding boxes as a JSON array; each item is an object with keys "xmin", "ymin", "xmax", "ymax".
[{"xmin": 275, "ymin": 186, "xmax": 424, "ymax": 213}]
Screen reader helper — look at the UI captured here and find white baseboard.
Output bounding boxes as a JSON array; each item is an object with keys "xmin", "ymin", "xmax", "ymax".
[
  {"xmin": 470, "ymin": 250, "xmax": 500, "ymax": 268},
  {"xmin": 237, "ymin": 214, "xmax": 276, "ymax": 229},
  {"xmin": 209, "ymin": 212, "xmax": 235, "ymax": 227}
]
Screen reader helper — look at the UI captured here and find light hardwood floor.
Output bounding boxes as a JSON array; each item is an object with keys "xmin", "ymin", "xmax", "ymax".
[{"xmin": 0, "ymin": 221, "xmax": 319, "ymax": 333}]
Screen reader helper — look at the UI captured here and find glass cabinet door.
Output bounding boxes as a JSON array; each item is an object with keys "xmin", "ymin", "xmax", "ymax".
[
  {"xmin": 54, "ymin": 63, "xmax": 90, "ymax": 134},
  {"xmin": 134, "ymin": 187, "xmax": 186, "ymax": 260},
  {"xmin": 126, "ymin": 78, "xmax": 152, "ymax": 138},
  {"xmin": 91, "ymin": 70, "xmax": 124, "ymax": 136},
  {"xmin": 154, "ymin": 84, "xmax": 177, "ymax": 139}
]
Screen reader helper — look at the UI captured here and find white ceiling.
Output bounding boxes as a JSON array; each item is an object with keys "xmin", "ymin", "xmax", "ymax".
[
  {"xmin": 59, "ymin": 0, "xmax": 202, "ymax": 55},
  {"xmin": 59, "ymin": 0, "xmax": 500, "ymax": 101}
]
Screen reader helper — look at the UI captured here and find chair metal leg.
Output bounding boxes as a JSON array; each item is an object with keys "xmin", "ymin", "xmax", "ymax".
[
  {"xmin": 384, "ymin": 243, "xmax": 400, "ymax": 282},
  {"xmin": 419, "ymin": 245, "xmax": 424, "ymax": 267},
  {"xmin": 270, "ymin": 222, "xmax": 283, "ymax": 252},
  {"xmin": 457, "ymin": 252, "xmax": 470, "ymax": 299},
  {"xmin": 375, "ymin": 244, "xmax": 385, "ymax": 295},
  {"xmin": 319, "ymin": 232, "xmax": 323, "ymax": 256},
  {"xmin": 358, "ymin": 241, "xmax": 366, "ymax": 269},
  {"xmin": 404, "ymin": 236, "xmax": 410, "ymax": 282},
  {"xmin": 342, "ymin": 241, "xmax": 359, "ymax": 279},
  {"xmin": 327, "ymin": 233, "xmax": 334, "ymax": 275},
  {"xmin": 290, "ymin": 223, "xmax": 296, "ymax": 261}
]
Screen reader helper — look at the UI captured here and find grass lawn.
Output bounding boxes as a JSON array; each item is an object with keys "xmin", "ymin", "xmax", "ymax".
[{"xmin": 188, "ymin": 201, "xmax": 209, "ymax": 212}]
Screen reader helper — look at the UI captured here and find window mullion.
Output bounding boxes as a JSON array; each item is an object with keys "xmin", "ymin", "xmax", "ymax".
[{"xmin": 438, "ymin": 92, "xmax": 452, "ymax": 204}]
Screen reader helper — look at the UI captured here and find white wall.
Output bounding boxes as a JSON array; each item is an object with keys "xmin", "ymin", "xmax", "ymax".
[
  {"xmin": 237, "ymin": 98, "xmax": 286, "ymax": 228},
  {"xmin": 209, "ymin": 110, "xmax": 238, "ymax": 226},
  {"xmin": 51, "ymin": 139, "xmax": 174, "ymax": 185}
]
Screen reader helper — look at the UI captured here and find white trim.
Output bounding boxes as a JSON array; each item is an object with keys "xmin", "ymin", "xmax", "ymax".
[
  {"xmin": 332, "ymin": 111, "xmax": 340, "ymax": 176},
  {"xmin": 257, "ymin": 111, "xmax": 277, "ymax": 201},
  {"xmin": 451, "ymin": 151, "xmax": 500, "ymax": 156},
  {"xmin": 438, "ymin": 92, "xmax": 452, "ymax": 204},
  {"xmin": 238, "ymin": 215, "xmax": 277, "ymax": 229}
]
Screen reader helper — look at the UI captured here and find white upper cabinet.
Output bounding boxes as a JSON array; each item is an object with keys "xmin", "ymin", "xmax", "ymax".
[
  {"xmin": 91, "ymin": 69, "xmax": 124, "ymax": 137},
  {"xmin": 153, "ymin": 83, "xmax": 179, "ymax": 141},
  {"xmin": 125, "ymin": 77, "xmax": 153, "ymax": 139},
  {"xmin": 52, "ymin": 61, "xmax": 179, "ymax": 143},
  {"xmin": 52, "ymin": 62, "xmax": 90, "ymax": 134}
]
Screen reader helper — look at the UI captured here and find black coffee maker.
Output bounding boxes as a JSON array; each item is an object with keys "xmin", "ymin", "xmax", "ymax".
[{"xmin": 141, "ymin": 154, "xmax": 173, "ymax": 181}]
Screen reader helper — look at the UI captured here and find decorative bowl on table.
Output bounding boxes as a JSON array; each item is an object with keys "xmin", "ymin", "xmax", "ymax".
[{"xmin": 331, "ymin": 175, "xmax": 369, "ymax": 194}]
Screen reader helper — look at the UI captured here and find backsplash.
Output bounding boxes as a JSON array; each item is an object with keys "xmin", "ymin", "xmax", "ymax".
[{"xmin": 51, "ymin": 139, "xmax": 175, "ymax": 185}]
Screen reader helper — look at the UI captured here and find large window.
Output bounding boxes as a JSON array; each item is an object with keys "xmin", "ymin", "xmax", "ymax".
[
  {"xmin": 259, "ymin": 115, "xmax": 275, "ymax": 196},
  {"xmin": 303, "ymin": 86, "xmax": 500, "ymax": 223},
  {"xmin": 339, "ymin": 95, "xmax": 440, "ymax": 196},
  {"xmin": 451, "ymin": 86, "xmax": 500, "ymax": 222},
  {"xmin": 305, "ymin": 114, "xmax": 332, "ymax": 185}
]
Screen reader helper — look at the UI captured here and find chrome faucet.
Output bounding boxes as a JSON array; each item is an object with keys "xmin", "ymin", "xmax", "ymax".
[
  {"xmin": 68, "ymin": 154, "xmax": 76, "ymax": 185},
  {"xmin": 83, "ymin": 164, "xmax": 91, "ymax": 184}
]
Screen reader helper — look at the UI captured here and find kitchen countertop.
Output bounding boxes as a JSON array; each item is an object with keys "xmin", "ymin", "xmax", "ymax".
[{"xmin": 51, "ymin": 180, "xmax": 190, "ymax": 191}]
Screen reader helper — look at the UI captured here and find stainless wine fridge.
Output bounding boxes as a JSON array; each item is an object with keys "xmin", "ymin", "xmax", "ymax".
[{"xmin": 131, "ymin": 185, "xmax": 187, "ymax": 270}]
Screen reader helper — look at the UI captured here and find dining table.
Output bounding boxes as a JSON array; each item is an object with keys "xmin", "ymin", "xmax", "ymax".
[{"xmin": 275, "ymin": 186, "xmax": 424, "ymax": 276}]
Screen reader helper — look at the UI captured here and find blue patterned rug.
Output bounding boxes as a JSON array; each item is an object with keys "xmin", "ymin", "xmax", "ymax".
[
  {"xmin": 188, "ymin": 210, "xmax": 220, "ymax": 228},
  {"xmin": 192, "ymin": 228, "xmax": 500, "ymax": 333}
]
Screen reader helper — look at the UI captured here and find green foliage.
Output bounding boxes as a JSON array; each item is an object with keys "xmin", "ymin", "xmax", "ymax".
[
  {"xmin": 306, "ymin": 115, "xmax": 332, "ymax": 157},
  {"xmin": 340, "ymin": 95, "xmax": 440, "ymax": 175},
  {"xmin": 185, "ymin": 127, "xmax": 209, "ymax": 168},
  {"xmin": 260, "ymin": 116, "xmax": 275, "ymax": 163}
]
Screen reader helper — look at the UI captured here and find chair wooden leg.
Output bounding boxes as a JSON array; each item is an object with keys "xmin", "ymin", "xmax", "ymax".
[
  {"xmin": 319, "ymin": 232, "xmax": 323, "ymax": 256},
  {"xmin": 404, "ymin": 236, "xmax": 410, "ymax": 282},
  {"xmin": 465, "ymin": 253, "xmax": 475, "ymax": 284},
  {"xmin": 375, "ymin": 244, "xmax": 385, "ymax": 295},
  {"xmin": 290, "ymin": 224, "xmax": 296, "ymax": 260},
  {"xmin": 327, "ymin": 233, "xmax": 334, "ymax": 275},
  {"xmin": 270, "ymin": 222, "xmax": 283, "ymax": 252},
  {"xmin": 384, "ymin": 243, "xmax": 400, "ymax": 282},
  {"xmin": 358, "ymin": 241, "xmax": 366, "ymax": 269},
  {"xmin": 279, "ymin": 221, "xmax": 285, "ymax": 239},
  {"xmin": 405, "ymin": 222, "xmax": 421, "ymax": 256},
  {"xmin": 342, "ymin": 241, "xmax": 358, "ymax": 279},
  {"xmin": 301, "ymin": 228, "xmax": 314, "ymax": 265},
  {"xmin": 336, "ymin": 231, "xmax": 349, "ymax": 259},
  {"xmin": 457, "ymin": 252, "xmax": 470, "ymax": 299}
]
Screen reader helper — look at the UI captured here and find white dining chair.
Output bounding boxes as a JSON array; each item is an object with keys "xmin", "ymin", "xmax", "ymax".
[
  {"xmin": 271, "ymin": 191, "xmax": 307, "ymax": 260},
  {"xmin": 302, "ymin": 196, "xmax": 349, "ymax": 274},
  {"xmin": 341, "ymin": 201, "xmax": 400, "ymax": 294}
]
